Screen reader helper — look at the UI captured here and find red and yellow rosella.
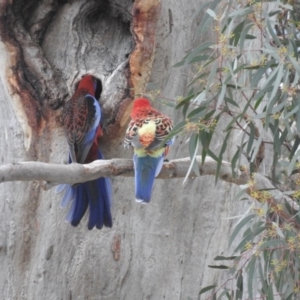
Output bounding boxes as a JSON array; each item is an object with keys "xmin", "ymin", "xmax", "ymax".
[
  {"xmin": 57, "ymin": 75, "xmax": 112, "ymax": 229},
  {"xmin": 124, "ymin": 98, "xmax": 173, "ymax": 203}
]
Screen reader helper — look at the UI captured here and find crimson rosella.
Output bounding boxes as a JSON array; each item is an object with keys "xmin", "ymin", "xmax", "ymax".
[
  {"xmin": 57, "ymin": 75, "xmax": 112, "ymax": 229},
  {"xmin": 124, "ymin": 98, "xmax": 173, "ymax": 203}
]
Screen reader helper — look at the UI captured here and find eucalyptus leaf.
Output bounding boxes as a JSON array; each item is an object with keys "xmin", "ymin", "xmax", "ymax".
[
  {"xmin": 247, "ymin": 257, "xmax": 256, "ymax": 300},
  {"xmin": 229, "ymin": 214, "xmax": 256, "ymax": 247},
  {"xmin": 199, "ymin": 285, "xmax": 217, "ymax": 295}
]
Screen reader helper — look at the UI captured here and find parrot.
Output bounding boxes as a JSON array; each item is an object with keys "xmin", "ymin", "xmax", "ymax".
[
  {"xmin": 124, "ymin": 97, "xmax": 173, "ymax": 203},
  {"xmin": 57, "ymin": 74, "xmax": 112, "ymax": 230}
]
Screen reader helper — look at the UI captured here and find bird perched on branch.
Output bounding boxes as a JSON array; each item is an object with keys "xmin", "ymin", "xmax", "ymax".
[
  {"xmin": 57, "ymin": 75, "xmax": 112, "ymax": 229},
  {"xmin": 124, "ymin": 98, "xmax": 173, "ymax": 203}
]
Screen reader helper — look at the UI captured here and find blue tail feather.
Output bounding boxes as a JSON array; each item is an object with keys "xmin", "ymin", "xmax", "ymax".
[
  {"xmin": 60, "ymin": 150, "xmax": 112, "ymax": 229},
  {"xmin": 69, "ymin": 185, "xmax": 89, "ymax": 227},
  {"xmin": 59, "ymin": 185, "xmax": 74, "ymax": 208},
  {"xmin": 86, "ymin": 176, "xmax": 112, "ymax": 229},
  {"xmin": 134, "ymin": 154, "xmax": 163, "ymax": 203},
  {"xmin": 56, "ymin": 183, "xmax": 67, "ymax": 194}
]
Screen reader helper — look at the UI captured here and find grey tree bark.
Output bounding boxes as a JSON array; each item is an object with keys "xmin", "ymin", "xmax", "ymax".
[{"xmin": 0, "ymin": 0, "xmax": 248, "ymax": 299}]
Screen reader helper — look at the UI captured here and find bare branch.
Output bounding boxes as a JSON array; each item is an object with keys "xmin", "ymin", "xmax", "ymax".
[
  {"xmin": 1, "ymin": 156, "xmax": 299, "ymax": 229},
  {"xmin": 0, "ymin": 157, "xmax": 248, "ymax": 185}
]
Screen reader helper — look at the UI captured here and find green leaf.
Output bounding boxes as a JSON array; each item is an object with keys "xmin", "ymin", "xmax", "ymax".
[
  {"xmin": 228, "ymin": 7, "xmax": 253, "ymax": 18},
  {"xmin": 269, "ymin": 10, "xmax": 281, "ymax": 17},
  {"xmin": 173, "ymin": 60, "xmax": 185, "ymax": 68},
  {"xmin": 183, "ymin": 133, "xmax": 200, "ymax": 184},
  {"xmin": 206, "ymin": 8, "xmax": 217, "ymax": 19},
  {"xmin": 229, "ymin": 214, "xmax": 256, "ymax": 247},
  {"xmin": 191, "ymin": 90, "xmax": 206, "ymax": 106},
  {"xmin": 284, "ymin": 201, "xmax": 299, "ymax": 222},
  {"xmin": 225, "ymin": 112, "xmax": 244, "ymax": 131},
  {"xmin": 199, "ymin": 285, "xmax": 217, "ymax": 295},
  {"xmin": 176, "ymin": 94, "xmax": 195, "ymax": 109},
  {"xmin": 201, "ymin": 149, "xmax": 208, "ymax": 170},
  {"xmin": 206, "ymin": 60, "xmax": 218, "ymax": 90},
  {"xmin": 284, "ymin": 105, "xmax": 299, "ymax": 120},
  {"xmin": 266, "ymin": 17, "xmax": 281, "ymax": 47},
  {"xmin": 250, "ymin": 132, "xmax": 263, "ymax": 163},
  {"xmin": 279, "ymin": 127, "xmax": 288, "ymax": 144},
  {"xmin": 224, "ymin": 96, "xmax": 239, "ymax": 108},
  {"xmin": 208, "ymin": 265, "xmax": 229, "ymax": 269},
  {"xmin": 296, "ymin": 102, "xmax": 300, "ymax": 134},
  {"xmin": 258, "ymin": 239, "xmax": 287, "ymax": 250},
  {"xmin": 231, "ymin": 145, "xmax": 244, "ymax": 177},
  {"xmin": 287, "ymin": 149, "xmax": 300, "ymax": 176},
  {"xmin": 272, "ymin": 123, "xmax": 281, "ymax": 157},
  {"xmin": 268, "ymin": 63, "xmax": 284, "ymax": 107},
  {"xmin": 289, "ymin": 55, "xmax": 300, "ymax": 77},
  {"xmin": 233, "ymin": 187, "xmax": 248, "ymax": 202},
  {"xmin": 246, "ymin": 122, "xmax": 255, "ymax": 156},
  {"xmin": 267, "ymin": 284, "xmax": 274, "ymax": 300},
  {"xmin": 230, "ymin": 20, "xmax": 245, "ymax": 46},
  {"xmin": 214, "ymin": 255, "xmax": 239, "ymax": 261},
  {"xmin": 216, "ymin": 131, "xmax": 230, "ymax": 182},
  {"xmin": 286, "ymin": 293, "xmax": 294, "ymax": 300},
  {"xmin": 186, "ymin": 50, "xmax": 212, "ymax": 64},
  {"xmin": 187, "ymin": 106, "xmax": 206, "ymax": 119},
  {"xmin": 215, "ymin": 83, "xmax": 227, "ymax": 113},
  {"xmin": 254, "ymin": 95, "xmax": 264, "ymax": 111},
  {"xmin": 240, "ymin": 23, "xmax": 255, "ymax": 52},
  {"xmin": 258, "ymin": 259, "xmax": 268, "ymax": 294},
  {"xmin": 233, "ymin": 225, "xmax": 266, "ymax": 253},
  {"xmin": 192, "ymin": 1, "xmax": 213, "ymax": 18},
  {"xmin": 236, "ymin": 272, "xmax": 243, "ymax": 299},
  {"xmin": 232, "ymin": 63, "xmax": 248, "ymax": 74},
  {"xmin": 289, "ymin": 136, "xmax": 300, "ymax": 161},
  {"xmin": 250, "ymin": 66, "xmax": 268, "ymax": 88},
  {"xmin": 247, "ymin": 257, "xmax": 256, "ymax": 300},
  {"xmin": 196, "ymin": 0, "xmax": 221, "ymax": 36},
  {"xmin": 188, "ymin": 54, "xmax": 211, "ymax": 64}
]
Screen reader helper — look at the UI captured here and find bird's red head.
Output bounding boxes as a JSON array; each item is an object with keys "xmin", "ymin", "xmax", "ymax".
[
  {"xmin": 133, "ymin": 98, "xmax": 151, "ymax": 108},
  {"xmin": 131, "ymin": 98, "xmax": 151, "ymax": 117},
  {"xmin": 77, "ymin": 75, "xmax": 97, "ymax": 95}
]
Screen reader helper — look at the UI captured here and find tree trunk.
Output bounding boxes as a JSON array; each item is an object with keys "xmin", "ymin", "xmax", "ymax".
[{"xmin": 0, "ymin": 0, "xmax": 246, "ymax": 299}]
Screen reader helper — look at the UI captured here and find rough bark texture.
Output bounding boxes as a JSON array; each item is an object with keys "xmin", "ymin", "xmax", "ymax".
[{"xmin": 0, "ymin": 0, "xmax": 248, "ymax": 299}]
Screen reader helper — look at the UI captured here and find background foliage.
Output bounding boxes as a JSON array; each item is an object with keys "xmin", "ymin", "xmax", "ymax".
[{"xmin": 171, "ymin": 0, "xmax": 300, "ymax": 298}]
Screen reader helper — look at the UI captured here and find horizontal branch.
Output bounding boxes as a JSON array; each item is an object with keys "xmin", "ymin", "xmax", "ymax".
[
  {"xmin": 0, "ymin": 156, "xmax": 299, "ymax": 228},
  {"xmin": 0, "ymin": 157, "xmax": 249, "ymax": 185}
]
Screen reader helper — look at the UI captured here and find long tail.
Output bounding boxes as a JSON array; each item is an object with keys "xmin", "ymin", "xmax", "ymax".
[
  {"xmin": 134, "ymin": 154, "xmax": 164, "ymax": 203},
  {"xmin": 58, "ymin": 150, "xmax": 112, "ymax": 229}
]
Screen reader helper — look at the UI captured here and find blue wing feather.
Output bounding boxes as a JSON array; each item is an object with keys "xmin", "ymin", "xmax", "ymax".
[{"xmin": 77, "ymin": 95, "xmax": 102, "ymax": 163}]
